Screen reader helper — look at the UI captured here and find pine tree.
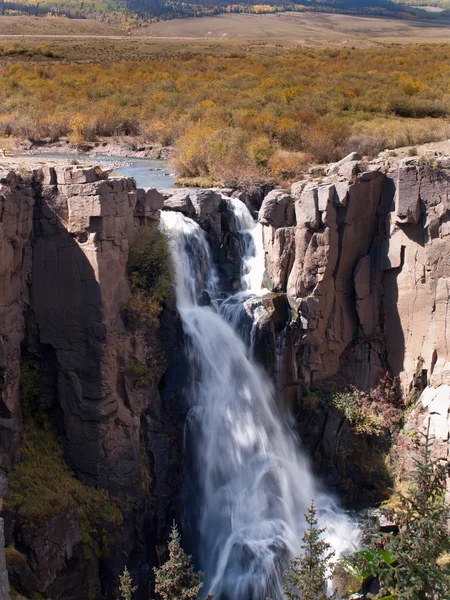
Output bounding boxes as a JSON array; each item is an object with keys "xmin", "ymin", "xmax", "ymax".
[
  {"xmin": 371, "ymin": 422, "xmax": 450, "ymax": 600},
  {"xmin": 153, "ymin": 523, "xmax": 204, "ymax": 600},
  {"xmin": 283, "ymin": 500, "xmax": 336, "ymax": 600},
  {"xmin": 119, "ymin": 566, "xmax": 137, "ymax": 600}
]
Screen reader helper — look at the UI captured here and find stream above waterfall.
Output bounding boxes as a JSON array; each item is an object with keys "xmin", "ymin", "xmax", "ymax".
[{"xmin": 160, "ymin": 199, "xmax": 360, "ymax": 599}]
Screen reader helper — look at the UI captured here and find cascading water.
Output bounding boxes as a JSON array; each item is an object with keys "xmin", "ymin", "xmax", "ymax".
[{"xmin": 160, "ymin": 203, "xmax": 360, "ymax": 600}]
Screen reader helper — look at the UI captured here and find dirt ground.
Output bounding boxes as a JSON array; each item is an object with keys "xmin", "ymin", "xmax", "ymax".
[
  {"xmin": 0, "ymin": 11, "xmax": 450, "ymax": 65},
  {"xmin": 135, "ymin": 11, "xmax": 450, "ymax": 44}
]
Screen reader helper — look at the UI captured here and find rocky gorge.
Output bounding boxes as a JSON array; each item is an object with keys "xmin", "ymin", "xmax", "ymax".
[{"xmin": 0, "ymin": 151, "xmax": 450, "ymax": 598}]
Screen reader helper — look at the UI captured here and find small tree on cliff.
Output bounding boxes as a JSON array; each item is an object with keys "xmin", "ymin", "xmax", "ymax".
[
  {"xmin": 283, "ymin": 500, "xmax": 336, "ymax": 600},
  {"xmin": 154, "ymin": 523, "xmax": 204, "ymax": 600},
  {"xmin": 366, "ymin": 423, "xmax": 450, "ymax": 600},
  {"xmin": 119, "ymin": 566, "xmax": 137, "ymax": 600}
]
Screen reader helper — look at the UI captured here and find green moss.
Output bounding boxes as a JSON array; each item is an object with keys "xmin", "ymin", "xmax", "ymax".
[
  {"xmin": 19, "ymin": 355, "xmax": 42, "ymax": 418},
  {"xmin": 402, "ymin": 428, "xmax": 420, "ymax": 445},
  {"xmin": 9, "ymin": 587, "xmax": 32, "ymax": 600},
  {"xmin": 301, "ymin": 391, "xmax": 321, "ymax": 412},
  {"xmin": 5, "ymin": 546, "xmax": 28, "ymax": 572},
  {"xmin": 124, "ymin": 227, "xmax": 173, "ymax": 329},
  {"xmin": 126, "ymin": 362, "xmax": 150, "ymax": 388},
  {"xmin": 5, "ymin": 417, "xmax": 122, "ymax": 548},
  {"xmin": 139, "ymin": 439, "xmax": 152, "ymax": 495}
]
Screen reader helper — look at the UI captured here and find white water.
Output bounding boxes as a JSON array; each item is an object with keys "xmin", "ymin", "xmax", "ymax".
[
  {"xmin": 160, "ymin": 203, "xmax": 359, "ymax": 599},
  {"xmin": 228, "ymin": 198, "xmax": 266, "ymax": 295}
]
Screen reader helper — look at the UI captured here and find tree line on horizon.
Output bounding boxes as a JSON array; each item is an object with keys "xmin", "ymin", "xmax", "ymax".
[{"xmin": 0, "ymin": 0, "xmax": 439, "ymax": 24}]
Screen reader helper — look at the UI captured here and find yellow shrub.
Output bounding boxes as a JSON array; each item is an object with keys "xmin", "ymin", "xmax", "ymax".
[
  {"xmin": 247, "ymin": 135, "xmax": 274, "ymax": 166},
  {"xmin": 69, "ymin": 113, "xmax": 87, "ymax": 147}
]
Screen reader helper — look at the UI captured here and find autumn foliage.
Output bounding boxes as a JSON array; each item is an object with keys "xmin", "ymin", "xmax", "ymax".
[{"xmin": 1, "ymin": 44, "xmax": 450, "ymax": 182}]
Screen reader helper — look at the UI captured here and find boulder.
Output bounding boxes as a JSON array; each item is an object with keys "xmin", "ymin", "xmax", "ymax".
[
  {"xmin": 189, "ymin": 189, "xmax": 222, "ymax": 223},
  {"xmin": 162, "ymin": 190, "xmax": 194, "ymax": 216},
  {"xmin": 290, "ymin": 180, "xmax": 307, "ymax": 200},
  {"xmin": 295, "ymin": 183, "xmax": 319, "ymax": 230},
  {"xmin": 326, "ymin": 152, "xmax": 362, "ymax": 176},
  {"xmin": 258, "ymin": 190, "xmax": 295, "ymax": 228},
  {"xmin": 135, "ymin": 188, "xmax": 164, "ymax": 220}
]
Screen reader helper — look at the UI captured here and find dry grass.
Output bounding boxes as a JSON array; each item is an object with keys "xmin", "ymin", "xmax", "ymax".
[
  {"xmin": 135, "ymin": 11, "xmax": 450, "ymax": 44},
  {"xmin": 1, "ymin": 11, "xmax": 450, "ymax": 68},
  {"xmin": 0, "ymin": 15, "xmax": 122, "ymax": 36}
]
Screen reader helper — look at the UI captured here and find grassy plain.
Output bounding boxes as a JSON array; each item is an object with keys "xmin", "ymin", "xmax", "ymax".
[{"xmin": 135, "ymin": 11, "xmax": 450, "ymax": 44}]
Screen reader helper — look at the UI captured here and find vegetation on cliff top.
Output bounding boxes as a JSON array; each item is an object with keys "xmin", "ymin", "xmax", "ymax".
[{"xmin": 1, "ymin": 45, "xmax": 450, "ymax": 184}]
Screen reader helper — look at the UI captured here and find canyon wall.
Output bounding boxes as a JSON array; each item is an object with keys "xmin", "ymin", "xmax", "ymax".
[
  {"xmin": 0, "ymin": 166, "xmax": 186, "ymax": 599},
  {"xmin": 256, "ymin": 154, "xmax": 450, "ymax": 503},
  {"xmin": 1, "ymin": 154, "xmax": 450, "ymax": 596}
]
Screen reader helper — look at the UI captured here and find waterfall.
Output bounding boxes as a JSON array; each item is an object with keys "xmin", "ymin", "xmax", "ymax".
[{"xmin": 160, "ymin": 203, "xmax": 360, "ymax": 600}]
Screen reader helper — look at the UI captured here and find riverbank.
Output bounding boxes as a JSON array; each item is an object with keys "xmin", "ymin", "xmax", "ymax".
[
  {"xmin": 11, "ymin": 136, "xmax": 175, "ymax": 160},
  {"xmin": 0, "ymin": 145, "xmax": 177, "ymax": 188}
]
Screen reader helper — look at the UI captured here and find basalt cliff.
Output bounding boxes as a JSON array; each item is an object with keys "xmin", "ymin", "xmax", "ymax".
[{"xmin": 1, "ymin": 153, "xmax": 450, "ymax": 598}]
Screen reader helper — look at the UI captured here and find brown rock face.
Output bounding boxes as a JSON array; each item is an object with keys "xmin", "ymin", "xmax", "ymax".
[
  {"xmin": 0, "ymin": 172, "xmax": 34, "ymax": 473},
  {"xmin": 0, "ymin": 167, "xmax": 184, "ymax": 598},
  {"xmin": 255, "ymin": 158, "xmax": 450, "ymax": 502},
  {"xmin": 31, "ymin": 167, "xmax": 163, "ymax": 492},
  {"xmin": 259, "ymin": 159, "xmax": 450, "ymax": 394}
]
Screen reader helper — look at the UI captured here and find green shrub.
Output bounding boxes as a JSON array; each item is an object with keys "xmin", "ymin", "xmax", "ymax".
[
  {"xmin": 2, "ymin": 44, "xmax": 26, "ymax": 56},
  {"xmin": 4, "ymin": 417, "xmax": 122, "ymax": 551},
  {"xmin": 347, "ymin": 425, "xmax": 450, "ymax": 599},
  {"xmin": 119, "ymin": 566, "xmax": 138, "ymax": 600},
  {"xmin": 154, "ymin": 524, "xmax": 204, "ymax": 600},
  {"xmin": 35, "ymin": 45, "xmax": 60, "ymax": 58},
  {"xmin": 126, "ymin": 362, "xmax": 149, "ymax": 387},
  {"xmin": 332, "ymin": 374, "xmax": 403, "ymax": 437},
  {"xmin": 283, "ymin": 500, "xmax": 336, "ymax": 600},
  {"xmin": 124, "ymin": 227, "xmax": 173, "ymax": 328},
  {"xmin": 332, "ymin": 391, "xmax": 383, "ymax": 436}
]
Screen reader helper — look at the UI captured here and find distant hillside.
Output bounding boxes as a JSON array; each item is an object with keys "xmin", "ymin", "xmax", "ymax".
[{"xmin": 0, "ymin": 0, "xmax": 439, "ymax": 25}]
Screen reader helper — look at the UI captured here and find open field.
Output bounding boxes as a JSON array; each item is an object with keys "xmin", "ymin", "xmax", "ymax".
[
  {"xmin": 0, "ymin": 11, "xmax": 450, "ymax": 58},
  {"xmin": 1, "ymin": 42, "xmax": 450, "ymax": 185},
  {"xmin": 2, "ymin": 11, "xmax": 450, "ymax": 64},
  {"xmin": 1, "ymin": 13, "xmax": 450, "ymax": 185},
  {"xmin": 0, "ymin": 15, "xmax": 122, "ymax": 36},
  {"xmin": 136, "ymin": 11, "xmax": 450, "ymax": 44}
]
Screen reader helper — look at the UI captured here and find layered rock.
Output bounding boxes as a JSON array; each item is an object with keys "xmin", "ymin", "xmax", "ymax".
[
  {"xmin": 30, "ymin": 166, "xmax": 164, "ymax": 492},
  {"xmin": 254, "ymin": 155, "xmax": 450, "ymax": 502},
  {"xmin": 0, "ymin": 166, "xmax": 184, "ymax": 598},
  {"xmin": 258, "ymin": 157, "xmax": 450, "ymax": 393},
  {"xmin": 0, "ymin": 171, "xmax": 34, "ymax": 473}
]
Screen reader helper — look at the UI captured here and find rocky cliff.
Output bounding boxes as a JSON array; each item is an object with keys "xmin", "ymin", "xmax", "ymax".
[
  {"xmin": 0, "ymin": 166, "xmax": 186, "ymax": 599},
  {"xmin": 254, "ymin": 153, "xmax": 450, "ymax": 504},
  {"xmin": 1, "ymin": 152, "xmax": 450, "ymax": 597}
]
